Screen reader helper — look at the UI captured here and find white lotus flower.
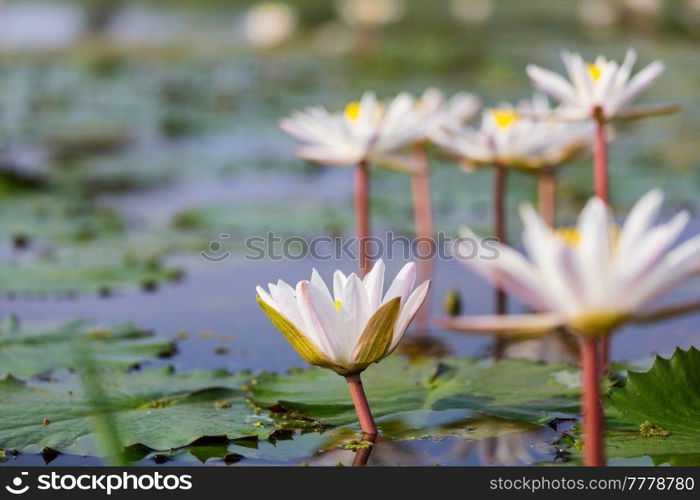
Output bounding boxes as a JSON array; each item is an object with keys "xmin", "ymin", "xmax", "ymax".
[
  {"xmin": 256, "ymin": 260, "xmax": 430, "ymax": 375},
  {"xmin": 337, "ymin": 0, "xmax": 405, "ymax": 27},
  {"xmin": 577, "ymin": 0, "xmax": 619, "ymax": 28},
  {"xmin": 243, "ymin": 2, "xmax": 297, "ymax": 51},
  {"xmin": 444, "ymin": 190, "xmax": 700, "ymax": 336},
  {"xmin": 433, "ymin": 97, "xmax": 590, "ymax": 172},
  {"xmin": 450, "ymin": 0, "xmax": 493, "ymax": 26},
  {"xmin": 280, "ymin": 91, "xmax": 428, "ymax": 173},
  {"xmin": 416, "ymin": 87, "xmax": 481, "ymax": 140},
  {"xmin": 526, "ymin": 49, "xmax": 666, "ymax": 121}
]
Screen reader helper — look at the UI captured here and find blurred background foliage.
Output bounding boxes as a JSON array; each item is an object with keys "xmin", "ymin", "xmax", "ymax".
[{"xmin": 0, "ymin": 0, "xmax": 698, "ymax": 295}]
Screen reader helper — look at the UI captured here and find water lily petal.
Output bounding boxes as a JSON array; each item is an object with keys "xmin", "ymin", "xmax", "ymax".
[
  {"xmin": 436, "ymin": 313, "xmax": 564, "ymax": 335},
  {"xmin": 362, "ymin": 258, "xmax": 386, "ymax": 311}
]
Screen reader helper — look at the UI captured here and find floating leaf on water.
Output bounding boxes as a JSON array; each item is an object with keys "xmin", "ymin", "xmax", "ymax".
[
  {"xmin": 0, "ymin": 319, "xmax": 173, "ymax": 378},
  {"xmin": 0, "ymin": 368, "xmax": 274, "ymax": 455},
  {"xmin": 252, "ymin": 357, "xmax": 582, "ymax": 428}
]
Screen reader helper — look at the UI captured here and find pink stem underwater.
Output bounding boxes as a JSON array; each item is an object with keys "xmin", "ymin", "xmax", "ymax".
[{"xmin": 351, "ymin": 433, "xmax": 377, "ymax": 467}]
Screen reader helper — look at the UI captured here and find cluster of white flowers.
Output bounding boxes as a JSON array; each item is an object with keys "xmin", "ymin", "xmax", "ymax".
[
  {"xmin": 270, "ymin": 48, "xmax": 683, "ymax": 366},
  {"xmin": 280, "ymin": 49, "xmax": 667, "ymax": 175}
]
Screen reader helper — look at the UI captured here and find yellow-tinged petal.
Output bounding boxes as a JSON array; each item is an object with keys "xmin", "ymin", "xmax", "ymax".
[
  {"xmin": 256, "ymin": 295, "xmax": 336, "ymax": 369},
  {"xmin": 435, "ymin": 313, "xmax": 564, "ymax": 336},
  {"xmin": 352, "ymin": 296, "xmax": 401, "ymax": 365}
]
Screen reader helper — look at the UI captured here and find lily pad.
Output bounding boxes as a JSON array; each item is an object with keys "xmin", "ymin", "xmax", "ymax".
[
  {"xmin": 0, "ymin": 318, "xmax": 173, "ymax": 378},
  {"xmin": 0, "ymin": 245, "xmax": 182, "ymax": 296},
  {"xmin": 172, "ymin": 202, "xmax": 353, "ymax": 239},
  {"xmin": 252, "ymin": 357, "xmax": 582, "ymax": 428},
  {"xmin": 0, "ymin": 193, "xmax": 123, "ymax": 246},
  {"xmin": 604, "ymin": 347, "xmax": 700, "ymax": 464},
  {"xmin": 0, "ymin": 367, "xmax": 274, "ymax": 455}
]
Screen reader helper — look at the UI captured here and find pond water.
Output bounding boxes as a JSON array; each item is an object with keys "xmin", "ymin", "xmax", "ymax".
[{"xmin": 1, "ymin": 0, "xmax": 699, "ymax": 466}]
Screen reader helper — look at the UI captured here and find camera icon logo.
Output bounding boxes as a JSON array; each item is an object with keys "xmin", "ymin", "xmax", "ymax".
[
  {"xmin": 200, "ymin": 234, "xmax": 231, "ymax": 263},
  {"xmin": 5, "ymin": 472, "xmax": 29, "ymax": 495}
]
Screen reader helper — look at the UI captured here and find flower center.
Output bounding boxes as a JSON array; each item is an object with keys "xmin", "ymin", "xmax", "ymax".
[
  {"xmin": 556, "ymin": 227, "xmax": 581, "ymax": 246},
  {"xmin": 587, "ymin": 63, "xmax": 603, "ymax": 82},
  {"xmin": 344, "ymin": 102, "xmax": 361, "ymax": 122},
  {"xmin": 335, "ymin": 299, "xmax": 342, "ymax": 311},
  {"xmin": 555, "ymin": 225, "xmax": 620, "ymax": 248},
  {"xmin": 492, "ymin": 109, "xmax": 519, "ymax": 129}
]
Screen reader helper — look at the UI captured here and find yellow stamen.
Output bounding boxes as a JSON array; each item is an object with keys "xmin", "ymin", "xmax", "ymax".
[
  {"xmin": 492, "ymin": 109, "xmax": 519, "ymax": 129},
  {"xmin": 556, "ymin": 225, "xmax": 620, "ymax": 248},
  {"xmin": 344, "ymin": 102, "xmax": 361, "ymax": 122},
  {"xmin": 335, "ymin": 299, "xmax": 342, "ymax": 311},
  {"xmin": 556, "ymin": 227, "xmax": 581, "ymax": 246},
  {"xmin": 587, "ymin": 63, "xmax": 602, "ymax": 82}
]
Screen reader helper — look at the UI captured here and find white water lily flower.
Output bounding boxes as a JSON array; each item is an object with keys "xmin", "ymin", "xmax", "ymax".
[
  {"xmin": 337, "ymin": 0, "xmax": 405, "ymax": 27},
  {"xmin": 416, "ymin": 87, "xmax": 481, "ymax": 140},
  {"xmin": 526, "ymin": 49, "xmax": 666, "ymax": 121},
  {"xmin": 280, "ymin": 91, "xmax": 428, "ymax": 173},
  {"xmin": 450, "ymin": 0, "xmax": 493, "ymax": 26},
  {"xmin": 243, "ymin": 2, "xmax": 297, "ymax": 51},
  {"xmin": 445, "ymin": 190, "xmax": 700, "ymax": 336},
  {"xmin": 256, "ymin": 260, "xmax": 430, "ymax": 375},
  {"xmin": 433, "ymin": 97, "xmax": 590, "ymax": 172}
]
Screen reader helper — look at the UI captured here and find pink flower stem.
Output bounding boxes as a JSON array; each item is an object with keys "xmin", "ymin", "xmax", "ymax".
[
  {"xmin": 594, "ymin": 112, "xmax": 611, "ymax": 372},
  {"xmin": 538, "ymin": 168, "xmax": 557, "ymax": 228},
  {"xmin": 345, "ymin": 374, "xmax": 378, "ymax": 436},
  {"xmin": 354, "ymin": 160, "xmax": 372, "ymax": 278},
  {"xmin": 581, "ymin": 336, "xmax": 606, "ymax": 466},
  {"xmin": 493, "ymin": 164, "xmax": 509, "ymax": 359},
  {"xmin": 411, "ymin": 147, "xmax": 434, "ymax": 335},
  {"xmin": 593, "ymin": 114, "xmax": 609, "ymax": 205},
  {"xmin": 352, "ymin": 433, "xmax": 377, "ymax": 467}
]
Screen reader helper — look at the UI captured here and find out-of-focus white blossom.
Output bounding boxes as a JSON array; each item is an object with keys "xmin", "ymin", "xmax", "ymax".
[
  {"xmin": 243, "ymin": 2, "xmax": 296, "ymax": 51},
  {"xmin": 449, "ymin": 0, "xmax": 493, "ymax": 26},
  {"xmin": 442, "ymin": 191, "xmax": 700, "ymax": 337},
  {"xmin": 415, "ymin": 87, "xmax": 481, "ymax": 140},
  {"xmin": 280, "ymin": 92, "xmax": 428, "ymax": 172},
  {"xmin": 577, "ymin": 0, "xmax": 619, "ymax": 28},
  {"xmin": 527, "ymin": 49, "xmax": 666, "ymax": 121},
  {"xmin": 622, "ymin": 0, "xmax": 663, "ymax": 18},
  {"xmin": 337, "ymin": 0, "xmax": 405, "ymax": 27},
  {"xmin": 433, "ymin": 96, "xmax": 590, "ymax": 172}
]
